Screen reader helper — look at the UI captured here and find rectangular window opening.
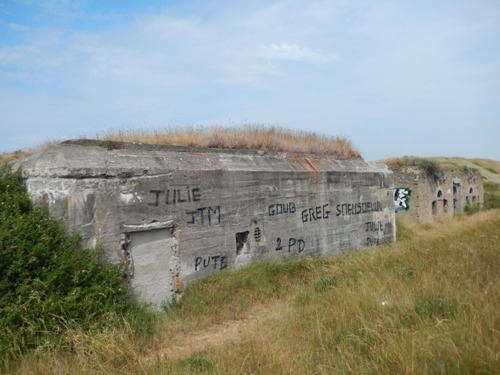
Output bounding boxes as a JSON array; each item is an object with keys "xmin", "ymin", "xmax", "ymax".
[{"xmin": 236, "ymin": 231, "xmax": 250, "ymax": 256}]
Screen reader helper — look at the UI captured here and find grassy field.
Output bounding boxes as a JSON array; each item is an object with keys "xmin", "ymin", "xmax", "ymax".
[
  {"xmin": 3, "ymin": 209, "xmax": 499, "ymax": 374},
  {"xmin": 430, "ymin": 156, "xmax": 500, "ymax": 185}
]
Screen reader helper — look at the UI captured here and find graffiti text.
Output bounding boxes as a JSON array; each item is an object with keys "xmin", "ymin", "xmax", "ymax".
[
  {"xmin": 186, "ymin": 206, "xmax": 221, "ymax": 225},
  {"xmin": 365, "ymin": 221, "xmax": 384, "ymax": 232},
  {"xmin": 336, "ymin": 201, "xmax": 382, "ymax": 216},
  {"xmin": 268, "ymin": 202, "xmax": 296, "ymax": 216},
  {"xmin": 275, "ymin": 237, "xmax": 306, "ymax": 253},
  {"xmin": 194, "ymin": 255, "xmax": 228, "ymax": 271},
  {"xmin": 301, "ymin": 203, "xmax": 331, "ymax": 223},
  {"xmin": 148, "ymin": 187, "xmax": 201, "ymax": 206}
]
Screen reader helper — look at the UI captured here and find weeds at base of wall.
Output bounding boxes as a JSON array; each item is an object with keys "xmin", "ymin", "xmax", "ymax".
[
  {"xmin": 0, "ymin": 164, "xmax": 158, "ymax": 366},
  {"xmin": 464, "ymin": 204, "xmax": 482, "ymax": 215},
  {"xmin": 395, "ymin": 218, "xmax": 416, "ymax": 242}
]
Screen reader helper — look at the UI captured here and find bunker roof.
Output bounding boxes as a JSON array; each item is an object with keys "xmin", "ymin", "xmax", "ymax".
[{"xmin": 16, "ymin": 139, "xmax": 386, "ymax": 180}]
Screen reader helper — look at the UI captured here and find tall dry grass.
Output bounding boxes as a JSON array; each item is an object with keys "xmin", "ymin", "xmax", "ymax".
[
  {"xmin": 101, "ymin": 125, "xmax": 361, "ymax": 159},
  {"xmin": 0, "ymin": 141, "xmax": 58, "ymax": 165},
  {"xmin": 3, "ymin": 210, "xmax": 499, "ymax": 374}
]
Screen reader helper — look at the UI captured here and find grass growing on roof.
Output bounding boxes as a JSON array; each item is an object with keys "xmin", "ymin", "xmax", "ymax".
[{"xmin": 101, "ymin": 124, "xmax": 361, "ymax": 159}]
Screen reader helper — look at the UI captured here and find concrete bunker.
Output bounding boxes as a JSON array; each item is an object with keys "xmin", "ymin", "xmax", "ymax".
[
  {"xmin": 17, "ymin": 140, "xmax": 396, "ymax": 307},
  {"xmin": 390, "ymin": 164, "xmax": 483, "ymax": 224}
]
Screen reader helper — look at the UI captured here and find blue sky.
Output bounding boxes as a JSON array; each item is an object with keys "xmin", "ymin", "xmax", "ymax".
[{"xmin": 1, "ymin": 0, "xmax": 499, "ymax": 160}]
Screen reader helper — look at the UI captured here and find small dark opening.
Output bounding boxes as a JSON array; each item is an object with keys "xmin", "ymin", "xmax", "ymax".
[
  {"xmin": 432, "ymin": 200, "xmax": 437, "ymax": 216},
  {"xmin": 437, "ymin": 190, "xmax": 443, "ymax": 199},
  {"xmin": 236, "ymin": 231, "xmax": 250, "ymax": 255},
  {"xmin": 443, "ymin": 199, "xmax": 448, "ymax": 213}
]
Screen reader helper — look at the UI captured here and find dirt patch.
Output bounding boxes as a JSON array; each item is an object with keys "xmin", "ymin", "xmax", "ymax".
[{"xmin": 149, "ymin": 302, "xmax": 283, "ymax": 361}]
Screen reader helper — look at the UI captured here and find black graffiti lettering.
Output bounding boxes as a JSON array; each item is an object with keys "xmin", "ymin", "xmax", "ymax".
[
  {"xmin": 176, "ymin": 189, "xmax": 185, "ymax": 203},
  {"xmin": 276, "ymin": 237, "xmax": 283, "ymax": 251},
  {"xmin": 148, "ymin": 189, "xmax": 165, "ymax": 206},
  {"xmin": 220, "ymin": 256, "xmax": 228, "ymax": 270},
  {"xmin": 194, "ymin": 255, "xmax": 228, "ymax": 271},
  {"xmin": 301, "ymin": 209, "xmax": 308, "ymax": 222},
  {"xmin": 322, "ymin": 204, "xmax": 330, "ymax": 219},
  {"xmin": 288, "ymin": 238, "xmax": 306, "ymax": 253},
  {"xmin": 192, "ymin": 188, "xmax": 201, "ymax": 202},
  {"xmin": 211, "ymin": 255, "xmax": 220, "ymax": 269},
  {"xmin": 198, "ymin": 207, "xmax": 206, "ymax": 225},
  {"xmin": 336, "ymin": 201, "xmax": 383, "ymax": 216},
  {"xmin": 301, "ymin": 203, "xmax": 330, "ymax": 223},
  {"xmin": 186, "ymin": 206, "xmax": 221, "ymax": 225},
  {"xmin": 298, "ymin": 239, "xmax": 305, "ymax": 253},
  {"xmin": 208, "ymin": 206, "xmax": 221, "ymax": 225},
  {"xmin": 366, "ymin": 237, "xmax": 381, "ymax": 247},
  {"xmin": 365, "ymin": 221, "xmax": 384, "ymax": 232},
  {"xmin": 149, "ymin": 187, "xmax": 203, "ymax": 206},
  {"xmin": 276, "ymin": 237, "xmax": 306, "ymax": 253},
  {"xmin": 195, "ymin": 256, "xmax": 202, "ymax": 271},
  {"xmin": 186, "ymin": 210, "xmax": 196, "ymax": 224},
  {"xmin": 269, "ymin": 202, "xmax": 296, "ymax": 216}
]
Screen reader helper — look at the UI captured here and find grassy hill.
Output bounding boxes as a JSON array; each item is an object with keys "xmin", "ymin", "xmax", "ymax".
[
  {"xmin": 4, "ymin": 210, "xmax": 499, "ymax": 374},
  {"xmin": 430, "ymin": 156, "xmax": 500, "ymax": 185}
]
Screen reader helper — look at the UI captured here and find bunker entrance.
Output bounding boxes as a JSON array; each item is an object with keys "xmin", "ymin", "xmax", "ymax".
[{"xmin": 122, "ymin": 222, "xmax": 176, "ymax": 307}]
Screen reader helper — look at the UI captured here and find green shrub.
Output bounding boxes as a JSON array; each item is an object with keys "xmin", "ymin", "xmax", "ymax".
[
  {"xmin": 0, "ymin": 165, "xmax": 150, "ymax": 361},
  {"xmin": 417, "ymin": 158, "xmax": 442, "ymax": 179},
  {"xmin": 484, "ymin": 182, "xmax": 500, "ymax": 210},
  {"xmin": 386, "ymin": 156, "xmax": 443, "ymax": 180},
  {"xmin": 463, "ymin": 182, "xmax": 500, "ymax": 215}
]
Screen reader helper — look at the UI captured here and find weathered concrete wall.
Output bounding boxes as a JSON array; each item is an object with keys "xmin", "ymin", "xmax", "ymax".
[
  {"xmin": 17, "ymin": 140, "xmax": 395, "ymax": 307},
  {"xmin": 392, "ymin": 167, "xmax": 483, "ymax": 224}
]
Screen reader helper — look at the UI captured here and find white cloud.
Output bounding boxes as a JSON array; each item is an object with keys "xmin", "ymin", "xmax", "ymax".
[
  {"xmin": 134, "ymin": 15, "xmax": 207, "ymax": 41},
  {"xmin": 257, "ymin": 43, "xmax": 339, "ymax": 63},
  {"xmin": 0, "ymin": 45, "xmax": 38, "ymax": 65},
  {"xmin": 2, "ymin": 21, "xmax": 29, "ymax": 31},
  {"xmin": 17, "ymin": 0, "xmax": 84, "ymax": 18},
  {"xmin": 219, "ymin": 61, "xmax": 280, "ymax": 86}
]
